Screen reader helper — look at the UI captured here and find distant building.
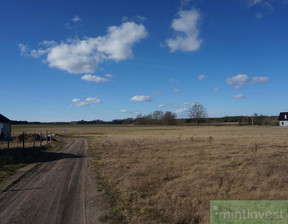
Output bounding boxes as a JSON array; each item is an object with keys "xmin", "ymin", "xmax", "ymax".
[
  {"xmin": 278, "ymin": 112, "xmax": 288, "ymax": 126},
  {"xmin": 0, "ymin": 114, "xmax": 11, "ymax": 139}
]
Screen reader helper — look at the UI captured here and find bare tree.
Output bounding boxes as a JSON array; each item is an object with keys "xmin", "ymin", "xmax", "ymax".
[
  {"xmin": 163, "ymin": 111, "xmax": 177, "ymax": 125},
  {"xmin": 188, "ymin": 103, "xmax": 207, "ymax": 126}
]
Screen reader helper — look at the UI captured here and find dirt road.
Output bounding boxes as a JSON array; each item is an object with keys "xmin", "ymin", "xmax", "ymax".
[{"xmin": 0, "ymin": 138, "xmax": 107, "ymax": 224}]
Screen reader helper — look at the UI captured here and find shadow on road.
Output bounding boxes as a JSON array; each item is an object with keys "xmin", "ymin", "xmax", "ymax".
[{"xmin": 0, "ymin": 147, "xmax": 85, "ymax": 167}]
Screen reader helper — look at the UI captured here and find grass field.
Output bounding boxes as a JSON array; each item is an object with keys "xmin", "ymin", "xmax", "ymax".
[{"xmin": 5, "ymin": 124, "xmax": 288, "ymax": 223}]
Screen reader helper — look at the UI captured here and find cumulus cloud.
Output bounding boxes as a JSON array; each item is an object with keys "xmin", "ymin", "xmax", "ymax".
[
  {"xmin": 233, "ymin": 94, "xmax": 245, "ymax": 99},
  {"xmin": 180, "ymin": 0, "xmax": 192, "ymax": 10},
  {"xmin": 104, "ymin": 73, "xmax": 113, "ymax": 78},
  {"xmin": 170, "ymin": 78, "xmax": 180, "ymax": 83},
  {"xmin": 165, "ymin": 8, "xmax": 202, "ymax": 52},
  {"xmin": 19, "ymin": 21, "xmax": 148, "ymax": 74},
  {"xmin": 198, "ymin": 74, "xmax": 205, "ymax": 80},
  {"xmin": 121, "ymin": 109, "xmax": 141, "ymax": 115},
  {"xmin": 157, "ymin": 104, "xmax": 169, "ymax": 108},
  {"xmin": 247, "ymin": 0, "xmax": 264, "ymax": 7},
  {"xmin": 72, "ymin": 97, "xmax": 102, "ymax": 107},
  {"xmin": 121, "ymin": 16, "xmax": 128, "ymax": 22},
  {"xmin": 246, "ymin": 0, "xmax": 274, "ymax": 10},
  {"xmin": 122, "ymin": 15, "xmax": 146, "ymax": 22},
  {"xmin": 135, "ymin": 15, "xmax": 146, "ymax": 21},
  {"xmin": 81, "ymin": 74, "xmax": 111, "ymax": 83},
  {"xmin": 75, "ymin": 102, "xmax": 89, "ymax": 107},
  {"xmin": 72, "ymin": 16, "xmax": 81, "ymax": 22},
  {"xmin": 18, "ymin": 42, "xmax": 54, "ymax": 58},
  {"xmin": 226, "ymin": 74, "xmax": 270, "ymax": 89},
  {"xmin": 72, "ymin": 98, "xmax": 80, "ymax": 103},
  {"xmin": 19, "ymin": 43, "xmax": 28, "ymax": 56},
  {"xmin": 86, "ymin": 97, "xmax": 102, "ymax": 103},
  {"xmin": 157, "ymin": 103, "xmax": 178, "ymax": 108},
  {"xmin": 174, "ymin": 102, "xmax": 194, "ymax": 116},
  {"xmin": 130, "ymin": 95, "xmax": 152, "ymax": 102}
]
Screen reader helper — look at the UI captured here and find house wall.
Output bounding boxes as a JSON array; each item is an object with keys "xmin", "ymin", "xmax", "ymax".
[
  {"xmin": 0, "ymin": 123, "xmax": 11, "ymax": 138},
  {"xmin": 279, "ymin": 121, "xmax": 288, "ymax": 126},
  {"xmin": 0, "ymin": 123, "xmax": 3, "ymax": 135}
]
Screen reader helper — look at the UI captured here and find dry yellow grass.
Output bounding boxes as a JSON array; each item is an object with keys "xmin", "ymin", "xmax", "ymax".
[{"xmin": 86, "ymin": 126, "xmax": 288, "ymax": 223}]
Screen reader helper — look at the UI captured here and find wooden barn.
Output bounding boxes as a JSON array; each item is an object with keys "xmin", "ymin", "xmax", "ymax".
[
  {"xmin": 278, "ymin": 112, "xmax": 288, "ymax": 126},
  {"xmin": 0, "ymin": 114, "xmax": 11, "ymax": 139}
]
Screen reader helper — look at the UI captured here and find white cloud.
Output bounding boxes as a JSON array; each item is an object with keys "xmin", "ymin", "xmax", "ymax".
[
  {"xmin": 72, "ymin": 16, "xmax": 81, "ymax": 22},
  {"xmin": 198, "ymin": 74, "xmax": 205, "ymax": 80},
  {"xmin": 40, "ymin": 40, "xmax": 57, "ymax": 47},
  {"xmin": 233, "ymin": 94, "xmax": 245, "ymax": 99},
  {"xmin": 86, "ymin": 97, "xmax": 102, "ymax": 103},
  {"xmin": 104, "ymin": 73, "xmax": 113, "ymax": 78},
  {"xmin": 180, "ymin": 0, "xmax": 192, "ymax": 10},
  {"xmin": 122, "ymin": 16, "xmax": 128, "ymax": 22},
  {"xmin": 226, "ymin": 74, "xmax": 270, "ymax": 89},
  {"xmin": 121, "ymin": 15, "xmax": 146, "ymax": 22},
  {"xmin": 227, "ymin": 74, "xmax": 250, "ymax": 89},
  {"xmin": 157, "ymin": 104, "xmax": 170, "ymax": 108},
  {"xmin": 19, "ymin": 21, "xmax": 148, "ymax": 74},
  {"xmin": 165, "ymin": 8, "xmax": 202, "ymax": 52},
  {"xmin": 64, "ymin": 23, "xmax": 73, "ymax": 30},
  {"xmin": 121, "ymin": 109, "xmax": 141, "ymax": 115},
  {"xmin": 75, "ymin": 102, "xmax": 89, "ymax": 107},
  {"xmin": 174, "ymin": 102, "xmax": 201, "ymax": 116},
  {"xmin": 72, "ymin": 98, "xmax": 80, "ymax": 103},
  {"xmin": 96, "ymin": 22, "xmax": 148, "ymax": 61},
  {"xmin": 72, "ymin": 97, "xmax": 102, "ymax": 107},
  {"xmin": 173, "ymin": 88, "xmax": 180, "ymax": 93},
  {"xmin": 174, "ymin": 102, "xmax": 193, "ymax": 116},
  {"xmin": 135, "ymin": 15, "xmax": 146, "ymax": 21},
  {"xmin": 130, "ymin": 95, "xmax": 152, "ymax": 102},
  {"xmin": 246, "ymin": 0, "xmax": 274, "ymax": 10},
  {"xmin": 18, "ymin": 43, "xmax": 28, "ymax": 56},
  {"xmin": 81, "ymin": 74, "xmax": 111, "ymax": 83},
  {"xmin": 18, "ymin": 43, "xmax": 52, "ymax": 58},
  {"xmin": 157, "ymin": 103, "xmax": 178, "ymax": 108},
  {"xmin": 170, "ymin": 78, "xmax": 180, "ymax": 83},
  {"xmin": 263, "ymin": 1, "xmax": 274, "ymax": 10},
  {"xmin": 251, "ymin": 76, "xmax": 270, "ymax": 83},
  {"xmin": 248, "ymin": 0, "xmax": 264, "ymax": 7}
]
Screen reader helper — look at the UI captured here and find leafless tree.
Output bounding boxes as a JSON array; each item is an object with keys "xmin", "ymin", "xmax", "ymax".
[{"xmin": 188, "ymin": 103, "xmax": 207, "ymax": 126}]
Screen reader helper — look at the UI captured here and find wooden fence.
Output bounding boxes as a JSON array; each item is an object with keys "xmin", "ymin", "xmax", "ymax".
[{"xmin": 0, "ymin": 131, "xmax": 61, "ymax": 150}]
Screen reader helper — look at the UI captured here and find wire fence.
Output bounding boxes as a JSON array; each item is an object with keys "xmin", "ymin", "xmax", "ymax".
[{"xmin": 0, "ymin": 131, "xmax": 64, "ymax": 150}]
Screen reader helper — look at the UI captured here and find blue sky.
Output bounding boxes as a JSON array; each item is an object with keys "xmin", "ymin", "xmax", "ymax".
[{"xmin": 1, "ymin": 0, "xmax": 288, "ymax": 122}]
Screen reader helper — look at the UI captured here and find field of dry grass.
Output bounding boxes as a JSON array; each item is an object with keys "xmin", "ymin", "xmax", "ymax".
[
  {"xmin": 5, "ymin": 124, "xmax": 288, "ymax": 223},
  {"xmin": 85, "ymin": 125, "xmax": 288, "ymax": 223}
]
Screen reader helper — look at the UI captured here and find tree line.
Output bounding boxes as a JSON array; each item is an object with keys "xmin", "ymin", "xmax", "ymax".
[
  {"xmin": 11, "ymin": 103, "xmax": 278, "ymax": 126},
  {"xmin": 135, "ymin": 111, "xmax": 177, "ymax": 125}
]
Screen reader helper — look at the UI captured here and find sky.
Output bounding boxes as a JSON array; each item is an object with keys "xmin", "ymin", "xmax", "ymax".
[{"xmin": 1, "ymin": 0, "xmax": 288, "ymax": 122}]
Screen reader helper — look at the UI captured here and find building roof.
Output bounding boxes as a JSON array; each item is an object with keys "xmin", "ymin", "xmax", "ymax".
[
  {"xmin": 0, "ymin": 114, "xmax": 11, "ymax": 123},
  {"xmin": 278, "ymin": 112, "xmax": 288, "ymax": 121}
]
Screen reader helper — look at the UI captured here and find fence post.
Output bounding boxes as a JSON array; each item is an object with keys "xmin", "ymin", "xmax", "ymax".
[
  {"xmin": 40, "ymin": 132, "xmax": 42, "ymax": 147},
  {"xmin": 33, "ymin": 134, "xmax": 36, "ymax": 148},
  {"xmin": 22, "ymin": 132, "xmax": 25, "ymax": 149}
]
